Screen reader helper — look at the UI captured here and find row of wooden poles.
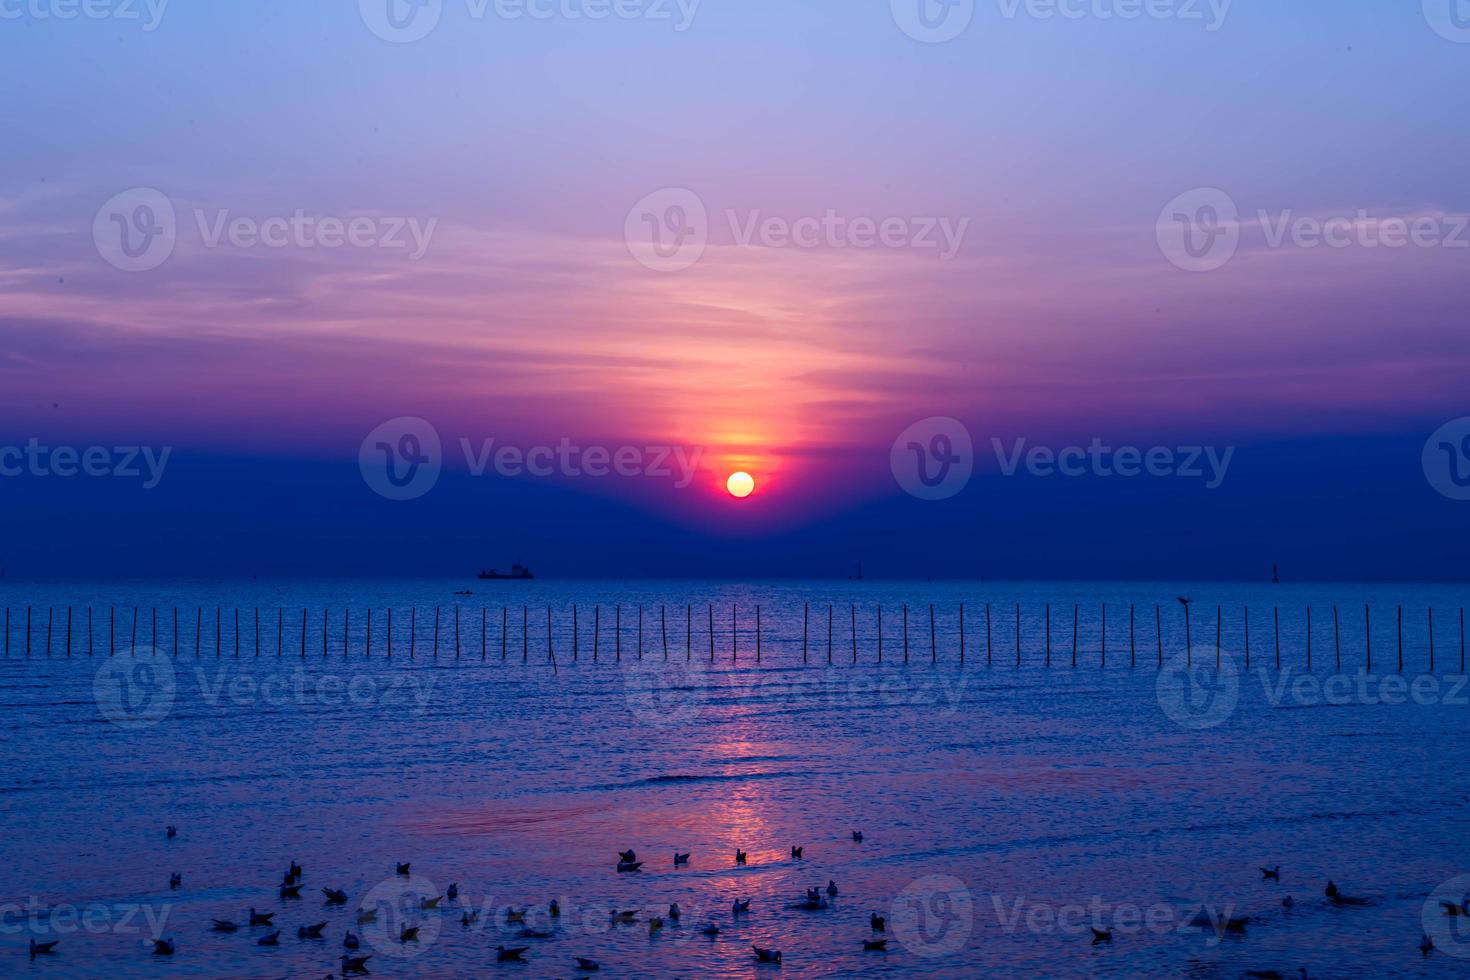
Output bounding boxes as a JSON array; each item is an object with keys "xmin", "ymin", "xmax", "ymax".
[{"xmin": 1, "ymin": 602, "xmax": 1466, "ymax": 673}]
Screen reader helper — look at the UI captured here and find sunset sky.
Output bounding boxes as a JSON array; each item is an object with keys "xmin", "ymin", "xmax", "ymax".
[{"xmin": 2, "ymin": 1, "xmax": 1468, "ymax": 578}]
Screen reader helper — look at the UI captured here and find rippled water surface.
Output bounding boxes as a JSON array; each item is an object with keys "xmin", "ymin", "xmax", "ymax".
[{"xmin": 3, "ymin": 580, "xmax": 1469, "ymax": 978}]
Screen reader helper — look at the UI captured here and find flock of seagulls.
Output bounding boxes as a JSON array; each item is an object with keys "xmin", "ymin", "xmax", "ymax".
[{"xmin": 19, "ymin": 829, "xmax": 1460, "ymax": 974}]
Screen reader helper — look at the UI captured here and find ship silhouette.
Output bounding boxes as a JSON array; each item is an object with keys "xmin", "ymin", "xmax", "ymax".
[{"xmin": 478, "ymin": 563, "xmax": 534, "ymax": 581}]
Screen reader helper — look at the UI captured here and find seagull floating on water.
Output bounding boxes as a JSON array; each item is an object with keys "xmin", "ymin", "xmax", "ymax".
[
  {"xmin": 165, "ymin": 825, "xmax": 177, "ymax": 839},
  {"xmin": 1090, "ymin": 927, "xmax": 1113, "ymax": 944},
  {"xmin": 355, "ymin": 908, "xmax": 377, "ymax": 925},
  {"xmin": 496, "ymin": 945, "xmax": 528, "ymax": 961},
  {"xmin": 733, "ymin": 898, "xmax": 751, "ymax": 914},
  {"xmin": 341, "ymin": 953, "xmax": 372, "ymax": 974},
  {"xmin": 1440, "ymin": 897, "xmax": 1469, "ymax": 916},
  {"xmin": 616, "ymin": 860, "xmax": 643, "ymax": 873},
  {"xmin": 396, "ymin": 862, "xmax": 410, "ymax": 876},
  {"xmin": 549, "ymin": 899, "xmax": 560, "ymax": 918},
  {"xmin": 863, "ymin": 938, "xmax": 887, "ymax": 951},
  {"xmin": 211, "ymin": 919, "xmax": 239, "ymax": 933},
  {"xmin": 279, "ymin": 882, "xmax": 302, "ymax": 899},
  {"xmin": 447, "ymin": 883, "xmax": 458, "ymax": 901},
  {"xmin": 753, "ymin": 945, "xmax": 782, "ymax": 963},
  {"xmin": 322, "ymin": 887, "xmax": 348, "ymax": 905},
  {"xmin": 610, "ymin": 909, "xmax": 637, "ymax": 924},
  {"xmin": 249, "ymin": 908, "xmax": 273, "ymax": 926},
  {"xmin": 668, "ymin": 902, "xmax": 681, "ymax": 921},
  {"xmin": 1281, "ymin": 895, "xmax": 1295, "ymax": 909},
  {"xmin": 735, "ymin": 849, "xmax": 747, "ymax": 865},
  {"xmin": 575, "ymin": 955, "xmax": 601, "ymax": 970},
  {"xmin": 28, "ymin": 939, "xmax": 57, "ymax": 957},
  {"xmin": 619, "ymin": 849, "xmax": 636, "ymax": 863},
  {"xmin": 826, "ymin": 880, "xmax": 839, "ymax": 897},
  {"xmin": 852, "ymin": 831, "xmax": 864, "ymax": 842},
  {"xmin": 1421, "ymin": 932, "xmax": 1436, "ymax": 956},
  {"xmin": 790, "ymin": 845, "xmax": 803, "ymax": 859},
  {"xmin": 152, "ymin": 938, "xmax": 175, "ymax": 956},
  {"xmin": 674, "ymin": 852, "xmax": 690, "ymax": 866},
  {"xmin": 648, "ymin": 916, "xmax": 664, "ymax": 935},
  {"xmin": 298, "ymin": 922, "xmax": 326, "ymax": 939},
  {"xmin": 169, "ymin": 873, "xmax": 181, "ymax": 890},
  {"xmin": 400, "ymin": 925, "xmax": 419, "ymax": 943},
  {"xmin": 1324, "ymin": 880, "xmax": 1371, "ymax": 906},
  {"xmin": 505, "ymin": 907, "xmax": 527, "ymax": 924},
  {"xmin": 461, "ymin": 911, "xmax": 479, "ymax": 926},
  {"xmin": 870, "ymin": 912, "xmax": 886, "ymax": 931},
  {"xmin": 256, "ymin": 931, "xmax": 279, "ymax": 946},
  {"xmin": 1260, "ymin": 865, "xmax": 1281, "ymax": 881},
  {"xmin": 420, "ymin": 895, "xmax": 442, "ymax": 910},
  {"xmin": 344, "ymin": 930, "xmax": 359, "ymax": 949},
  {"xmin": 701, "ymin": 922, "xmax": 720, "ymax": 936}
]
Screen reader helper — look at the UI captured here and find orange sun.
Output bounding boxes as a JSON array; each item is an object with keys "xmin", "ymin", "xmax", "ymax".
[{"xmin": 726, "ymin": 471, "xmax": 755, "ymax": 498}]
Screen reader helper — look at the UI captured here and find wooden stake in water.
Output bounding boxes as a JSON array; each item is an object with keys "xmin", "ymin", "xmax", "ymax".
[
  {"xmin": 480, "ymin": 607, "xmax": 486, "ymax": 661},
  {"xmin": 572, "ymin": 605, "xmax": 578, "ymax": 661},
  {"xmin": 502, "ymin": 607, "xmax": 508, "ymax": 661},
  {"xmin": 1396, "ymin": 605, "xmax": 1403, "ymax": 673},
  {"xmin": 733, "ymin": 604, "xmax": 739, "ymax": 665},
  {"xmin": 803, "ymin": 602, "xmax": 809, "ymax": 664},
  {"xmin": 410, "ymin": 607, "xmax": 416, "ymax": 659},
  {"xmin": 1365, "ymin": 604, "xmax": 1372, "ymax": 671},
  {"xmin": 255, "ymin": 608, "xmax": 260, "ymax": 657},
  {"xmin": 1182, "ymin": 601, "xmax": 1191, "ymax": 665},
  {"xmin": 134, "ymin": 606, "xmax": 140, "ymax": 655},
  {"xmin": 850, "ymin": 604, "xmax": 857, "ymax": 665},
  {"xmin": 637, "ymin": 605, "xmax": 643, "ymax": 662},
  {"xmin": 902, "ymin": 603, "xmax": 909, "ymax": 665},
  {"xmin": 299, "ymin": 608, "xmax": 306, "ymax": 659},
  {"xmin": 1045, "ymin": 603, "xmax": 1051, "ymax": 667},
  {"xmin": 828, "ymin": 604, "xmax": 833, "ymax": 665},
  {"xmin": 1154, "ymin": 605, "xmax": 1162, "ymax": 668},
  {"xmin": 26, "ymin": 606, "xmax": 32, "ymax": 658},
  {"xmin": 878, "ymin": 605, "xmax": 885, "ymax": 665},
  {"xmin": 1305, "ymin": 606, "xmax": 1311, "ymax": 670},
  {"xmin": 547, "ymin": 605, "xmax": 558, "ymax": 675},
  {"xmin": 46, "ymin": 606, "xmax": 53, "ymax": 657},
  {"xmin": 321, "ymin": 607, "xmax": 327, "ymax": 658},
  {"xmin": 928, "ymin": 604, "xmax": 936, "ymax": 665},
  {"xmin": 367, "ymin": 608, "xmax": 373, "ymax": 658},
  {"xmin": 1428, "ymin": 607, "xmax": 1435, "ymax": 672},
  {"xmin": 757, "ymin": 605, "xmax": 763, "ymax": 664},
  {"xmin": 686, "ymin": 604, "xmax": 691, "ymax": 662},
  {"xmin": 1273, "ymin": 606, "xmax": 1280, "ymax": 670},
  {"xmin": 985, "ymin": 602, "xmax": 991, "ymax": 667},
  {"xmin": 615, "ymin": 605, "xmax": 621, "ymax": 663},
  {"xmin": 66, "ymin": 606, "xmax": 71, "ymax": 658},
  {"xmin": 93, "ymin": 607, "xmax": 97, "ymax": 657},
  {"xmin": 454, "ymin": 605, "xmax": 461, "ymax": 659},
  {"xmin": 1014, "ymin": 603, "xmax": 1020, "ymax": 667},
  {"xmin": 522, "ymin": 605, "xmax": 528, "ymax": 664},
  {"xmin": 387, "ymin": 608, "xmax": 393, "ymax": 659},
  {"xmin": 708, "ymin": 604, "xmax": 714, "ymax": 664},
  {"xmin": 959, "ymin": 603, "xmax": 965, "ymax": 665},
  {"xmin": 433, "ymin": 605, "xmax": 441, "ymax": 659},
  {"xmin": 1101, "ymin": 604, "xmax": 1106, "ymax": 668},
  {"xmin": 1244, "ymin": 606, "xmax": 1251, "ymax": 667},
  {"xmin": 1071, "ymin": 604, "xmax": 1078, "ymax": 668},
  {"xmin": 1333, "ymin": 605, "xmax": 1340, "ymax": 670},
  {"xmin": 591, "ymin": 605, "xmax": 598, "ymax": 663},
  {"xmin": 1129, "ymin": 604, "xmax": 1135, "ymax": 668}
]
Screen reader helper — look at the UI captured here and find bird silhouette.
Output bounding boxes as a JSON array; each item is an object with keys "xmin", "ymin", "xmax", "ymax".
[
  {"xmin": 341, "ymin": 953, "xmax": 372, "ymax": 974},
  {"xmin": 169, "ymin": 873, "xmax": 181, "ymax": 890},
  {"xmin": 1260, "ymin": 865, "xmax": 1281, "ymax": 881},
  {"xmin": 420, "ymin": 895, "xmax": 442, "ymax": 910},
  {"xmin": 447, "ymin": 883, "xmax": 458, "ymax": 901},
  {"xmin": 355, "ymin": 908, "xmax": 378, "ymax": 925},
  {"xmin": 701, "ymin": 922, "xmax": 720, "ymax": 936},
  {"xmin": 344, "ymin": 931, "xmax": 359, "ymax": 950},
  {"xmin": 496, "ymin": 946, "xmax": 529, "ymax": 961},
  {"xmin": 863, "ymin": 938, "xmax": 888, "ymax": 951},
  {"xmin": 790, "ymin": 846, "xmax": 803, "ymax": 859},
  {"xmin": 668, "ymin": 902, "xmax": 681, "ymax": 921},
  {"xmin": 1091, "ymin": 927, "xmax": 1113, "ymax": 944},
  {"xmin": 1421, "ymin": 932, "xmax": 1436, "ymax": 956},
  {"xmin": 732, "ymin": 898, "xmax": 751, "ymax": 914},
  {"xmin": 674, "ymin": 852, "xmax": 690, "ymax": 866},
  {"xmin": 826, "ymin": 880, "xmax": 839, "ymax": 897},
  {"xmin": 616, "ymin": 860, "xmax": 643, "ymax": 873},
  {"xmin": 279, "ymin": 882, "xmax": 302, "ymax": 899},
  {"xmin": 396, "ymin": 862, "xmax": 410, "ymax": 876},
  {"xmin": 852, "ymin": 831, "xmax": 864, "ymax": 842},
  {"xmin": 152, "ymin": 938, "xmax": 175, "ymax": 956},
  {"xmin": 399, "ymin": 925, "xmax": 419, "ymax": 943},
  {"xmin": 28, "ymin": 939, "xmax": 58, "ymax": 957},
  {"xmin": 297, "ymin": 922, "xmax": 326, "ymax": 939},
  {"xmin": 256, "ymin": 931, "xmax": 279, "ymax": 946},
  {"xmin": 211, "ymin": 919, "xmax": 239, "ymax": 933},
  {"xmin": 322, "ymin": 887, "xmax": 348, "ymax": 905},
  {"xmin": 753, "ymin": 946, "xmax": 782, "ymax": 963},
  {"xmin": 249, "ymin": 909, "xmax": 273, "ymax": 926},
  {"xmin": 549, "ymin": 899, "xmax": 560, "ymax": 918},
  {"xmin": 870, "ymin": 912, "xmax": 886, "ymax": 931},
  {"xmin": 618, "ymin": 849, "xmax": 636, "ymax": 863},
  {"xmin": 735, "ymin": 849, "xmax": 747, "ymax": 865},
  {"xmin": 575, "ymin": 957, "xmax": 601, "ymax": 971},
  {"xmin": 165, "ymin": 825, "xmax": 177, "ymax": 839}
]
